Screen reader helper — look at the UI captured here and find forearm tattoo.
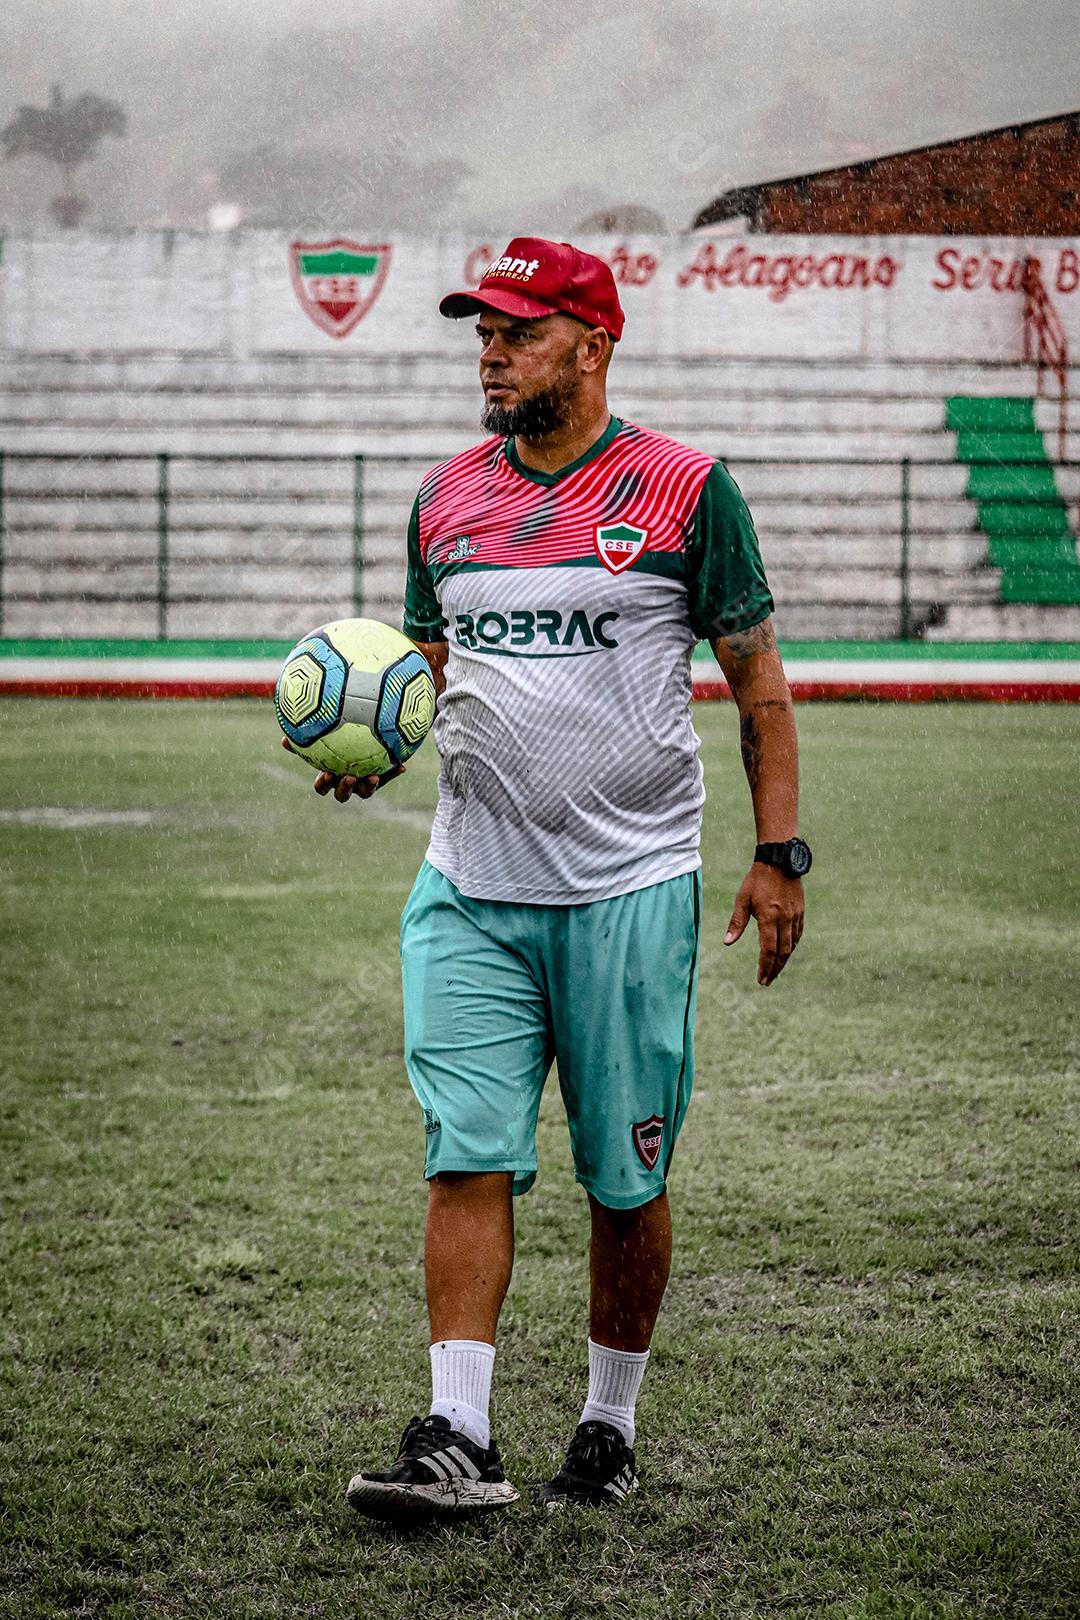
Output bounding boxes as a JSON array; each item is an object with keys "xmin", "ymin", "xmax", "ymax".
[
  {"xmin": 740, "ymin": 699, "xmax": 791, "ymax": 792},
  {"xmin": 720, "ymin": 617, "xmax": 777, "ymax": 662},
  {"xmin": 740, "ymin": 711, "xmax": 761, "ymax": 790}
]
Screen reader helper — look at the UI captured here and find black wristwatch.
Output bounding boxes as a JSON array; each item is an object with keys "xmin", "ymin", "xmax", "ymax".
[{"xmin": 754, "ymin": 838, "xmax": 812, "ymax": 879}]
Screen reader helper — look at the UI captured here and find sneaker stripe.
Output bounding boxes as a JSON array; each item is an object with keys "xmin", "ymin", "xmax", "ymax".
[
  {"xmin": 418, "ymin": 1454, "xmax": 450, "ymax": 1480},
  {"xmin": 431, "ymin": 1449, "xmax": 466, "ymax": 1479},
  {"xmin": 604, "ymin": 1466, "xmax": 634, "ymax": 1498},
  {"xmin": 446, "ymin": 1445, "xmax": 483, "ymax": 1481}
]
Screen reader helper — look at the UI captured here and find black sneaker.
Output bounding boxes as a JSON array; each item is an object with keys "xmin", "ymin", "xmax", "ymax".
[
  {"xmin": 537, "ymin": 1420, "xmax": 639, "ymax": 1508},
  {"xmin": 345, "ymin": 1414, "xmax": 519, "ymax": 1521}
]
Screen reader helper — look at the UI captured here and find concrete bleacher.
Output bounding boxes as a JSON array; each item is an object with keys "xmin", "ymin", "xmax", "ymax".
[{"xmin": 2, "ymin": 352, "xmax": 1078, "ymax": 640}]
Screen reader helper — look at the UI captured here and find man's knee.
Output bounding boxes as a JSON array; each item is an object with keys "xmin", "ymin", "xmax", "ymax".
[
  {"xmin": 587, "ymin": 1188, "xmax": 670, "ymax": 1237},
  {"xmin": 428, "ymin": 1170, "xmax": 514, "ymax": 1203}
]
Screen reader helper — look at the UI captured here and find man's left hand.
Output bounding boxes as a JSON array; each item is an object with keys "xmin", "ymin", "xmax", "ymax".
[{"xmin": 724, "ymin": 863, "xmax": 805, "ymax": 987}]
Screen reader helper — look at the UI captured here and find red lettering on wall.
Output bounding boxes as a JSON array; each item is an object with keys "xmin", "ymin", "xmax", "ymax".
[
  {"xmin": 933, "ymin": 248, "xmax": 960, "ymax": 289},
  {"xmin": 463, "ymin": 245, "xmax": 494, "ymax": 285},
  {"xmin": 1057, "ymin": 249, "xmax": 1080, "ymax": 294},
  {"xmin": 676, "ymin": 240, "xmax": 718, "ymax": 288},
  {"xmin": 675, "ymin": 241, "xmax": 905, "ymax": 299},
  {"xmin": 845, "ymin": 256, "xmax": 872, "ymax": 290},
  {"xmin": 719, "ymin": 245, "xmax": 743, "ymax": 286},
  {"xmin": 608, "ymin": 243, "xmax": 659, "ymax": 286},
  {"xmin": 819, "ymin": 254, "xmax": 845, "ymax": 288},
  {"xmin": 932, "ymin": 247, "xmax": 1049, "ymax": 293},
  {"xmin": 794, "ymin": 254, "xmax": 816, "ymax": 289}
]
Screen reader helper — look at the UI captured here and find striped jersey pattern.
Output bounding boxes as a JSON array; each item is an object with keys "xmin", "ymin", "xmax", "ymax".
[
  {"xmin": 419, "ymin": 423, "xmax": 715, "ymax": 575},
  {"xmin": 406, "ymin": 419, "xmax": 746, "ymax": 905}
]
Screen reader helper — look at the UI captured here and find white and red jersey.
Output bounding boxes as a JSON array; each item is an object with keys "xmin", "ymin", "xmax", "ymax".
[{"xmin": 403, "ymin": 416, "xmax": 772, "ymax": 905}]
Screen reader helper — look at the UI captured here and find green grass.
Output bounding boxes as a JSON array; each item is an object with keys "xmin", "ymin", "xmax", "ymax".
[{"xmin": 1, "ymin": 700, "xmax": 1078, "ymax": 1620}]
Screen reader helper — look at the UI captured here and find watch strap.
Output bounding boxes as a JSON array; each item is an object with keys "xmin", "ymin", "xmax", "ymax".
[{"xmin": 755, "ymin": 838, "xmax": 812, "ymax": 876}]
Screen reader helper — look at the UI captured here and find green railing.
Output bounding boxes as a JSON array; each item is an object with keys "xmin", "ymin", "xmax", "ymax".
[
  {"xmin": 0, "ymin": 450, "xmax": 374, "ymax": 639},
  {"xmin": 0, "ymin": 450, "xmax": 1077, "ymax": 639}
]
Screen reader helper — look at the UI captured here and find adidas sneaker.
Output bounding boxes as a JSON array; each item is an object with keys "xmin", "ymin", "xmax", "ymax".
[
  {"xmin": 345, "ymin": 1414, "xmax": 519, "ymax": 1521},
  {"xmin": 537, "ymin": 1419, "xmax": 639, "ymax": 1508}
]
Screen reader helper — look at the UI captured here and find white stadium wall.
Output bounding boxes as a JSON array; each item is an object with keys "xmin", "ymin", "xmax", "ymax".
[
  {"xmin": 1, "ymin": 230, "xmax": 1079, "ymax": 693},
  {"xmin": 1, "ymin": 231, "xmax": 1079, "ymax": 360}
]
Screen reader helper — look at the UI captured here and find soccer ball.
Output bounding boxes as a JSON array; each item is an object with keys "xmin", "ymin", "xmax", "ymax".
[{"xmin": 275, "ymin": 618, "xmax": 436, "ymax": 778}]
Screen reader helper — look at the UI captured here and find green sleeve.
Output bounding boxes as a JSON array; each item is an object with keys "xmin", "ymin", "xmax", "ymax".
[
  {"xmin": 684, "ymin": 462, "xmax": 774, "ymax": 641},
  {"xmin": 402, "ymin": 493, "xmax": 446, "ymax": 642}
]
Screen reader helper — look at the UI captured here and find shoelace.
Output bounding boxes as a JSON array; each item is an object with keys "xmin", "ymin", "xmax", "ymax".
[
  {"xmin": 396, "ymin": 1415, "xmax": 452, "ymax": 1459},
  {"xmin": 562, "ymin": 1423, "xmax": 626, "ymax": 1477}
]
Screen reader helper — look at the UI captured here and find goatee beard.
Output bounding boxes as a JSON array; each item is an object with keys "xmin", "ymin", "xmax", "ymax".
[{"xmin": 481, "ymin": 376, "xmax": 577, "ymax": 439}]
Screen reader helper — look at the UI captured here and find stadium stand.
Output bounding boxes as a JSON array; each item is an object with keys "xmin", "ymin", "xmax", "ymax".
[
  {"xmin": 1, "ymin": 350, "xmax": 1078, "ymax": 641},
  {"xmin": 946, "ymin": 396, "xmax": 1080, "ymax": 606}
]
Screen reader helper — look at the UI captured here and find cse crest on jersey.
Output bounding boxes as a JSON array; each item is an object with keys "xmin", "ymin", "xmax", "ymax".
[{"xmin": 595, "ymin": 522, "xmax": 648, "ymax": 574}]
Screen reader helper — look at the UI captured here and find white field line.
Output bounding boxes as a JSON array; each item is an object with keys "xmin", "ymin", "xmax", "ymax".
[{"xmin": 0, "ymin": 807, "xmax": 158, "ymax": 828}]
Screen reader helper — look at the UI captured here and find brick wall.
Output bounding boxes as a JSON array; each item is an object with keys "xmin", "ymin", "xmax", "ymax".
[{"xmin": 697, "ymin": 112, "xmax": 1080, "ymax": 235}]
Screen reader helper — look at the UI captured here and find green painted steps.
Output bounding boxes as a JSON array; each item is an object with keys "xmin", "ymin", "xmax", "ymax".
[
  {"xmin": 999, "ymin": 571, "xmax": 1077, "ymax": 603},
  {"xmin": 954, "ymin": 430, "xmax": 1048, "ymax": 464},
  {"xmin": 965, "ymin": 463, "xmax": 1060, "ymax": 501},
  {"xmin": 986, "ymin": 536, "xmax": 1078, "ymax": 568},
  {"xmin": 946, "ymin": 396, "xmax": 1038, "ymax": 432},
  {"xmin": 979, "ymin": 503, "xmax": 1069, "ymax": 537},
  {"xmin": 948, "ymin": 395, "xmax": 1080, "ymax": 605}
]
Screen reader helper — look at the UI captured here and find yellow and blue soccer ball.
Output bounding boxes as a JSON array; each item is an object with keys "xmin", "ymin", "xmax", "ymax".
[{"xmin": 275, "ymin": 618, "xmax": 436, "ymax": 778}]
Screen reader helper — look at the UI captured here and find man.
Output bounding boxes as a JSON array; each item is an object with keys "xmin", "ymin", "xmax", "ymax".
[{"xmin": 288, "ymin": 237, "xmax": 809, "ymax": 1517}]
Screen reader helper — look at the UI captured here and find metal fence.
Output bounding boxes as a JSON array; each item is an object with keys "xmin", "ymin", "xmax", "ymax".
[
  {"xmin": 0, "ymin": 450, "xmax": 1077, "ymax": 642},
  {"xmin": 0, "ymin": 450, "xmax": 380, "ymax": 639}
]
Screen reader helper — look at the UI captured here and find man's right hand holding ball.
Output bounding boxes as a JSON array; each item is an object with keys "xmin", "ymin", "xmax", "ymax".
[{"xmin": 280, "ymin": 736, "xmax": 405, "ymax": 802}]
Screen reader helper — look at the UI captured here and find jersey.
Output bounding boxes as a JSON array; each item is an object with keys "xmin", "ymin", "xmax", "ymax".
[{"xmin": 402, "ymin": 415, "xmax": 773, "ymax": 906}]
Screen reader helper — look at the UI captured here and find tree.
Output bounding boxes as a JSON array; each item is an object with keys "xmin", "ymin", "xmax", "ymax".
[
  {"xmin": 573, "ymin": 205, "xmax": 668, "ymax": 235},
  {"xmin": 2, "ymin": 83, "xmax": 126, "ymax": 227},
  {"xmin": 216, "ymin": 141, "xmax": 470, "ymax": 234}
]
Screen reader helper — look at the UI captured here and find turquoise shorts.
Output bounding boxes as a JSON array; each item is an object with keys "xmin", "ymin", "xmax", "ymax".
[{"xmin": 400, "ymin": 860, "xmax": 701, "ymax": 1210}]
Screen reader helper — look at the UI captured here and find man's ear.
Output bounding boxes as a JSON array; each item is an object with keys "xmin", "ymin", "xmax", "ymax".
[{"xmin": 578, "ymin": 326, "xmax": 610, "ymax": 373}]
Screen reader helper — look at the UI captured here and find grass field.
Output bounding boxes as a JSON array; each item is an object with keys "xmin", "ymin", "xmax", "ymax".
[{"xmin": 2, "ymin": 698, "xmax": 1079, "ymax": 1620}]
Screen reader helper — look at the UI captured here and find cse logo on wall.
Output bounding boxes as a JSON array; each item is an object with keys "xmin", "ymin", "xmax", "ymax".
[{"xmin": 289, "ymin": 239, "xmax": 392, "ymax": 338}]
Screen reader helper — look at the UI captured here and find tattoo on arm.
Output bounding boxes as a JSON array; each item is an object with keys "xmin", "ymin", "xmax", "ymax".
[
  {"xmin": 718, "ymin": 617, "xmax": 777, "ymax": 663},
  {"xmin": 740, "ymin": 712, "xmax": 761, "ymax": 791},
  {"xmin": 740, "ymin": 694, "xmax": 791, "ymax": 793}
]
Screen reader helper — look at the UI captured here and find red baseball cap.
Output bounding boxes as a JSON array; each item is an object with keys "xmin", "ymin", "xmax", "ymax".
[{"xmin": 439, "ymin": 237, "xmax": 625, "ymax": 341}]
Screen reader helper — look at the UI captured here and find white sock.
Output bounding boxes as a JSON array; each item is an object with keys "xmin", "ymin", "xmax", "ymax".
[
  {"xmin": 579, "ymin": 1337, "xmax": 650, "ymax": 1448},
  {"xmin": 429, "ymin": 1338, "xmax": 495, "ymax": 1449}
]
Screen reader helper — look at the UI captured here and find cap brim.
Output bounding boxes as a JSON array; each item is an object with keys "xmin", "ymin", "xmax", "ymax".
[{"xmin": 438, "ymin": 287, "xmax": 561, "ymax": 322}]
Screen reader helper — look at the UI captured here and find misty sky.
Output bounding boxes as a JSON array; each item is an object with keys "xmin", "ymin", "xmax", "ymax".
[{"xmin": 2, "ymin": 0, "xmax": 1079, "ymax": 234}]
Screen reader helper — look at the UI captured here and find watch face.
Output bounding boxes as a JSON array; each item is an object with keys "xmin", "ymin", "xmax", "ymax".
[{"xmin": 788, "ymin": 839, "xmax": 812, "ymax": 876}]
